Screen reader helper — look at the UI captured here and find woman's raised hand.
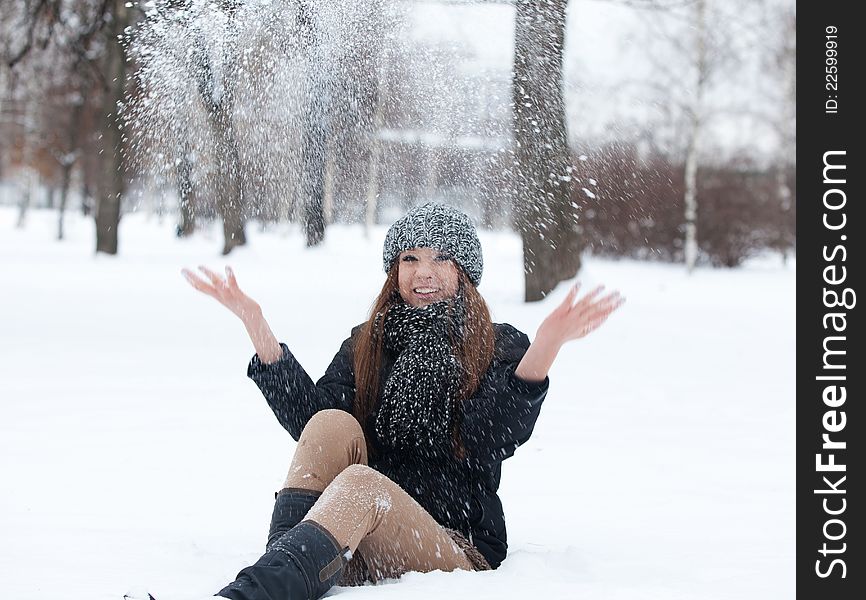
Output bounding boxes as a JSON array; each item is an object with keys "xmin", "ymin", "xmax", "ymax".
[
  {"xmin": 182, "ymin": 266, "xmax": 283, "ymax": 363},
  {"xmin": 538, "ymin": 282, "xmax": 625, "ymax": 347},
  {"xmin": 181, "ymin": 265, "xmax": 260, "ymax": 322},
  {"xmin": 515, "ymin": 281, "xmax": 624, "ymax": 382}
]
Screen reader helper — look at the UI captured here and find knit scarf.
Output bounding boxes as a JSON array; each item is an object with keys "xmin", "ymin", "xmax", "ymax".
[{"xmin": 374, "ymin": 296, "xmax": 466, "ymax": 451}]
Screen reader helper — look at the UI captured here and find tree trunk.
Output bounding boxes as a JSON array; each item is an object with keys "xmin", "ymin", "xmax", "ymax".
[
  {"xmin": 219, "ymin": 17, "xmax": 246, "ymax": 255},
  {"xmin": 176, "ymin": 147, "xmax": 196, "ymax": 237},
  {"xmin": 323, "ymin": 141, "xmax": 336, "ymax": 226},
  {"xmin": 683, "ymin": 0, "xmax": 707, "ymax": 273},
  {"xmin": 58, "ymin": 98, "xmax": 84, "ymax": 241},
  {"xmin": 683, "ymin": 121, "xmax": 700, "ymax": 272},
  {"xmin": 775, "ymin": 164, "xmax": 792, "ymax": 265},
  {"xmin": 512, "ymin": 0, "xmax": 579, "ymax": 302},
  {"xmin": 0, "ymin": 69, "xmax": 6, "ymax": 182},
  {"xmin": 297, "ymin": 1, "xmax": 328, "ymax": 247},
  {"xmin": 212, "ymin": 112, "xmax": 247, "ymax": 254},
  {"xmin": 424, "ymin": 146, "xmax": 440, "ymax": 200},
  {"xmin": 81, "ymin": 180, "xmax": 93, "ymax": 217},
  {"xmin": 16, "ymin": 171, "xmax": 32, "ymax": 229},
  {"xmin": 364, "ymin": 90, "xmax": 384, "ymax": 236},
  {"xmin": 364, "ymin": 97, "xmax": 384, "ymax": 235},
  {"xmin": 363, "ymin": 44, "xmax": 386, "ymax": 236},
  {"xmin": 301, "ymin": 110, "xmax": 327, "ymax": 246},
  {"xmin": 16, "ymin": 99, "xmax": 35, "ymax": 230},
  {"xmin": 95, "ymin": 0, "xmax": 128, "ymax": 255},
  {"xmin": 58, "ymin": 164, "xmax": 72, "ymax": 240},
  {"xmin": 192, "ymin": 8, "xmax": 246, "ymax": 254}
]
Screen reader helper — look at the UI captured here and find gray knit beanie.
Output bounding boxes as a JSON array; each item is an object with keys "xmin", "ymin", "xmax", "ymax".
[{"xmin": 383, "ymin": 202, "xmax": 483, "ymax": 286}]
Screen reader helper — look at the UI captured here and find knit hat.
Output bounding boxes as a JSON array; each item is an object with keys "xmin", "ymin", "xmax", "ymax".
[{"xmin": 383, "ymin": 202, "xmax": 483, "ymax": 286}]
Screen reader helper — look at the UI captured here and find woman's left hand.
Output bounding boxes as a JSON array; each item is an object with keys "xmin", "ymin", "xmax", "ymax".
[
  {"xmin": 536, "ymin": 282, "xmax": 625, "ymax": 348},
  {"xmin": 516, "ymin": 282, "xmax": 624, "ymax": 382}
]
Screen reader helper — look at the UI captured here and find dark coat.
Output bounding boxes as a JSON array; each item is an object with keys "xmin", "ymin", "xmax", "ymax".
[{"xmin": 247, "ymin": 322, "xmax": 549, "ymax": 569}]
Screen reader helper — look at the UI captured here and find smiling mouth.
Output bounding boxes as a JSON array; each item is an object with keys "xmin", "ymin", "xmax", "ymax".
[{"xmin": 413, "ymin": 287, "xmax": 440, "ymax": 295}]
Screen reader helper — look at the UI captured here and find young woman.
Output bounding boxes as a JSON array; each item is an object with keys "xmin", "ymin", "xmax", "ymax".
[{"xmin": 179, "ymin": 203, "xmax": 623, "ymax": 600}]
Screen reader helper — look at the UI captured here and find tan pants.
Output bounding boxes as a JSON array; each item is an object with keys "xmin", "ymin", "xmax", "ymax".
[{"xmin": 281, "ymin": 409, "xmax": 474, "ymax": 581}]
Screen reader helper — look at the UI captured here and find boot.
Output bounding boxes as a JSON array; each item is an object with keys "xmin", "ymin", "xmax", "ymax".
[
  {"xmin": 217, "ymin": 520, "xmax": 349, "ymax": 600},
  {"xmin": 266, "ymin": 488, "xmax": 321, "ymax": 550}
]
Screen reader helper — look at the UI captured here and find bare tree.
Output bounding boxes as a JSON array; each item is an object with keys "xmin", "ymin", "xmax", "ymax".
[
  {"xmin": 625, "ymin": 0, "xmax": 745, "ymax": 272},
  {"xmin": 94, "ymin": 0, "xmax": 133, "ymax": 254},
  {"xmin": 9, "ymin": 78, "xmax": 39, "ymax": 230},
  {"xmin": 175, "ymin": 145, "xmax": 197, "ymax": 237},
  {"xmin": 512, "ymin": 0, "xmax": 581, "ymax": 301},
  {"xmin": 681, "ymin": 0, "xmax": 707, "ymax": 273},
  {"xmin": 54, "ymin": 92, "xmax": 85, "ymax": 241},
  {"xmin": 189, "ymin": 2, "xmax": 247, "ymax": 254},
  {"xmin": 128, "ymin": 0, "xmax": 388, "ymax": 249},
  {"xmin": 296, "ymin": 0, "xmax": 328, "ymax": 247},
  {"xmin": 2, "ymin": 6, "xmax": 49, "ymax": 230},
  {"xmin": 3, "ymin": 0, "xmax": 138, "ymax": 255},
  {"xmin": 364, "ymin": 57, "xmax": 389, "ymax": 236}
]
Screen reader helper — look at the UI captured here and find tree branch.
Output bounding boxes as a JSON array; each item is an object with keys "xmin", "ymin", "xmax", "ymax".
[{"xmin": 6, "ymin": 0, "xmax": 55, "ymax": 68}]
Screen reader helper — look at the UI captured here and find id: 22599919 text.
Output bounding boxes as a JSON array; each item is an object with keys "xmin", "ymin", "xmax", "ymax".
[{"xmin": 825, "ymin": 26, "xmax": 839, "ymax": 114}]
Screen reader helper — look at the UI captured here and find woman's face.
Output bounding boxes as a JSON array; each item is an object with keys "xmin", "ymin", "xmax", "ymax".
[{"xmin": 397, "ymin": 247, "xmax": 460, "ymax": 307}]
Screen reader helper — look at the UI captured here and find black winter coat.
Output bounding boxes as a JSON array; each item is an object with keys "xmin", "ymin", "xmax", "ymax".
[{"xmin": 247, "ymin": 322, "xmax": 549, "ymax": 569}]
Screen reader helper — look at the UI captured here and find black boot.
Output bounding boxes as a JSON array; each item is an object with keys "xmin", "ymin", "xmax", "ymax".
[
  {"xmin": 266, "ymin": 488, "xmax": 321, "ymax": 550},
  {"xmin": 217, "ymin": 521, "xmax": 348, "ymax": 600}
]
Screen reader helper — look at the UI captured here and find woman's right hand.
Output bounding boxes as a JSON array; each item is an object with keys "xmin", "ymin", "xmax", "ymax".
[
  {"xmin": 182, "ymin": 266, "xmax": 283, "ymax": 363},
  {"xmin": 182, "ymin": 266, "xmax": 261, "ymax": 323}
]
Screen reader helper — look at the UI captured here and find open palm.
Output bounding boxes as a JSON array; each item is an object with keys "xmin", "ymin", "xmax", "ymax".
[
  {"xmin": 538, "ymin": 282, "xmax": 624, "ymax": 345},
  {"xmin": 182, "ymin": 265, "xmax": 260, "ymax": 321}
]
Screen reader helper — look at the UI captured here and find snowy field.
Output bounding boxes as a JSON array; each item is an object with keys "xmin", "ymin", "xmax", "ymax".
[{"xmin": 0, "ymin": 207, "xmax": 795, "ymax": 599}]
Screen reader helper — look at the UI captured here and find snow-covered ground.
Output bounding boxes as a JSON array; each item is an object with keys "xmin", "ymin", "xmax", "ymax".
[{"xmin": 0, "ymin": 207, "xmax": 795, "ymax": 599}]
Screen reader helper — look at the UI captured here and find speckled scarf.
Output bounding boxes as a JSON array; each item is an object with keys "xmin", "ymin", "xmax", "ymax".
[{"xmin": 374, "ymin": 296, "xmax": 466, "ymax": 451}]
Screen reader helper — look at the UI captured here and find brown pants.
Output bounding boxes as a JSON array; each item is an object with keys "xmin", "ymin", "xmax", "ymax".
[{"xmin": 280, "ymin": 409, "xmax": 474, "ymax": 581}]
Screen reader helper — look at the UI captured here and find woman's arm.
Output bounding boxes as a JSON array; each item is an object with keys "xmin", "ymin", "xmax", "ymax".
[
  {"xmin": 461, "ymin": 326, "xmax": 549, "ymax": 465},
  {"xmin": 182, "ymin": 265, "xmax": 282, "ymax": 363},
  {"xmin": 515, "ymin": 282, "xmax": 624, "ymax": 382},
  {"xmin": 463, "ymin": 285, "xmax": 623, "ymax": 464},
  {"xmin": 182, "ymin": 265, "xmax": 356, "ymax": 437},
  {"xmin": 240, "ymin": 304, "xmax": 283, "ymax": 364},
  {"xmin": 249, "ymin": 333, "xmax": 357, "ymax": 439}
]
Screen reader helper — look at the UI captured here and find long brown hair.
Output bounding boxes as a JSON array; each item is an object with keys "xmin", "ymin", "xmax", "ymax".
[{"xmin": 352, "ymin": 264, "xmax": 496, "ymax": 458}]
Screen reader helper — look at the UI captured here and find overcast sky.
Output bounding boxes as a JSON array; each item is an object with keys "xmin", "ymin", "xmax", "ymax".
[{"xmin": 405, "ymin": 0, "xmax": 790, "ymax": 158}]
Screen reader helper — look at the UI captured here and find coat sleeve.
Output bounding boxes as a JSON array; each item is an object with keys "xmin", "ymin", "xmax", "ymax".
[
  {"xmin": 460, "ymin": 324, "xmax": 550, "ymax": 466},
  {"xmin": 246, "ymin": 329, "xmax": 358, "ymax": 440}
]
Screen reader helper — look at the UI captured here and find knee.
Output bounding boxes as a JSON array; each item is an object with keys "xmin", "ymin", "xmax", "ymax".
[
  {"xmin": 332, "ymin": 464, "xmax": 388, "ymax": 495},
  {"xmin": 327, "ymin": 466, "xmax": 394, "ymax": 524},
  {"xmin": 301, "ymin": 409, "xmax": 364, "ymax": 444}
]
